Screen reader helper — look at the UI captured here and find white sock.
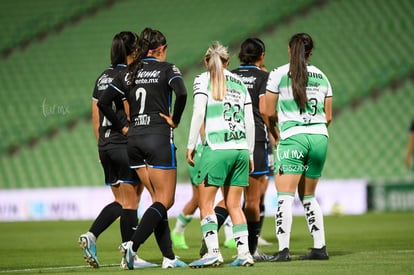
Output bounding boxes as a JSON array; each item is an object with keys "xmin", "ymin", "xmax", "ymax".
[
  {"xmin": 223, "ymin": 216, "xmax": 233, "ymax": 241},
  {"xmin": 174, "ymin": 212, "xmax": 192, "ymax": 233},
  {"xmin": 275, "ymin": 193, "xmax": 294, "ymax": 251},
  {"xmin": 201, "ymin": 215, "xmax": 220, "ymax": 256},
  {"xmin": 233, "ymin": 224, "xmax": 250, "ymax": 257},
  {"xmin": 302, "ymin": 195, "xmax": 326, "ymax": 248}
]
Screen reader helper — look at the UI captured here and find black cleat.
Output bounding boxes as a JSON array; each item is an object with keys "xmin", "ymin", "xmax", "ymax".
[
  {"xmin": 253, "ymin": 248, "xmax": 273, "ymax": 262},
  {"xmin": 298, "ymin": 246, "xmax": 329, "ymax": 260},
  {"xmin": 270, "ymin": 248, "xmax": 291, "ymax": 262}
]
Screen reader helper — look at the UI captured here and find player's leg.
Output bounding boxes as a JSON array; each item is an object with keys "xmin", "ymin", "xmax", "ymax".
[
  {"xmin": 119, "ymin": 182, "xmax": 141, "ymax": 241},
  {"xmin": 244, "ymin": 174, "xmax": 263, "ymax": 255},
  {"xmin": 225, "ymin": 150, "xmax": 254, "ymax": 267},
  {"xmin": 189, "ymin": 181, "xmax": 223, "ymax": 268},
  {"xmin": 258, "ymin": 140, "xmax": 273, "ymax": 247},
  {"xmin": 270, "ymin": 135, "xmax": 307, "ymax": 262},
  {"xmin": 189, "ymin": 146, "xmax": 225, "ymax": 268},
  {"xmin": 79, "ymin": 149, "xmax": 122, "ymax": 268},
  {"xmin": 172, "ymin": 184, "xmax": 199, "ymax": 249},
  {"xmin": 298, "ymin": 135, "xmax": 329, "ymax": 260},
  {"xmin": 115, "ymin": 147, "xmax": 142, "ymax": 243}
]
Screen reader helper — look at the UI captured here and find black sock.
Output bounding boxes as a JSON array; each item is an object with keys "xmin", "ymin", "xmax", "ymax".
[
  {"xmin": 120, "ymin": 209, "xmax": 138, "ymax": 242},
  {"xmin": 259, "ymin": 203, "xmax": 265, "ymax": 234},
  {"xmin": 131, "ymin": 202, "xmax": 165, "ymax": 251},
  {"xmin": 248, "ymin": 221, "xmax": 261, "ymax": 255},
  {"xmin": 154, "ymin": 212, "xmax": 175, "ymax": 259},
  {"xmin": 89, "ymin": 201, "xmax": 122, "ymax": 238},
  {"xmin": 214, "ymin": 206, "xmax": 228, "ymax": 230}
]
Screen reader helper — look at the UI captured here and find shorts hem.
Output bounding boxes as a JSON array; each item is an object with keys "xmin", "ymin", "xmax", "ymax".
[
  {"xmin": 120, "ymin": 180, "xmax": 140, "ymax": 184},
  {"xmin": 130, "ymin": 165, "xmax": 146, "ymax": 169},
  {"xmin": 250, "ymin": 170, "xmax": 269, "ymax": 176},
  {"xmin": 152, "ymin": 165, "xmax": 177, "ymax": 169},
  {"xmin": 105, "ymin": 181, "xmax": 121, "ymax": 186}
]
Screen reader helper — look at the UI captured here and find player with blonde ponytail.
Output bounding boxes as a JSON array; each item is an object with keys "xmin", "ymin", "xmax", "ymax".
[
  {"xmin": 187, "ymin": 42, "xmax": 255, "ymax": 268},
  {"xmin": 205, "ymin": 42, "xmax": 228, "ymax": 101}
]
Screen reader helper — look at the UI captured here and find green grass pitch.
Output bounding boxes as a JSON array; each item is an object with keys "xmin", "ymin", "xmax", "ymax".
[{"xmin": 0, "ymin": 212, "xmax": 413, "ymax": 274}]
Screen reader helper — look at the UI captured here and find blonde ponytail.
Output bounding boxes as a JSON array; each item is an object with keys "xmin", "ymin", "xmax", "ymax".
[{"xmin": 205, "ymin": 42, "xmax": 229, "ymax": 101}]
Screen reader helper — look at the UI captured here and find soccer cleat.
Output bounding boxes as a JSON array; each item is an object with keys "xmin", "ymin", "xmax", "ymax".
[
  {"xmin": 133, "ymin": 256, "xmax": 158, "ymax": 268},
  {"xmin": 120, "ymin": 257, "xmax": 127, "ymax": 269},
  {"xmin": 162, "ymin": 256, "xmax": 187, "ymax": 268},
  {"xmin": 224, "ymin": 238, "xmax": 237, "ymax": 249},
  {"xmin": 171, "ymin": 231, "xmax": 189, "ymax": 249},
  {"xmin": 119, "ymin": 241, "xmax": 136, "ymax": 270},
  {"xmin": 120, "ymin": 255, "xmax": 158, "ymax": 269},
  {"xmin": 253, "ymin": 248, "xmax": 273, "ymax": 262},
  {"xmin": 78, "ymin": 233, "xmax": 99, "ymax": 268},
  {"xmin": 229, "ymin": 253, "xmax": 254, "ymax": 267},
  {"xmin": 257, "ymin": 236, "xmax": 272, "ymax": 246},
  {"xmin": 298, "ymin": 246, "xmax": 329, "ymax": 260},
  {"xmin": 270, "ymin": 248, "xmax": 291, "ymax": 262},
  {"xmin": 189, "ymin": 254, "xmax": 224, "ymax": 268}
]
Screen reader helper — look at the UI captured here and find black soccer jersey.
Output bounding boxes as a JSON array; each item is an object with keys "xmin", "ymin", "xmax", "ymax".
[
  {"xmin": 125, "ymin": 57, "xmax": 186, "ymax": 137},
  {"xmin": 92, "ymin": 64, "xmax": 129, "ymax": 148},
  {"xmin": 232, "ymin": 65, "xmax": 269, "ymax": 142},
  {"xmin": 99, "ymin": 57, "xmax": 187, "ymax": 139}
]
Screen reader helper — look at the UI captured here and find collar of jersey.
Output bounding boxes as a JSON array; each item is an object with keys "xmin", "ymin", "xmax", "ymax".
[
  {"xmin": 143, "ymin": 57, "xmax": 159, "ymax": 62},
  {"xmin": 115, "ymin": 64, "xmax": 127, "ymax": 67},
  {"xmin": 239, "ymin": 65, "xmax": 260, "ymax": 70}
]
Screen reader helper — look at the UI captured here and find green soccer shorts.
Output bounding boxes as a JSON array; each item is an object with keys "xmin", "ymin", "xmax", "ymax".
[
  {"xmin": 195, "ymin": 145, "xmax": 249, "ymax": 187},
  {"xmin": 275, "ymin": 134, "xmax": 328, "ymax": 178},
  {"xmin": 188, "ymin": 143, "xmax": 204, "ymax": 185}
]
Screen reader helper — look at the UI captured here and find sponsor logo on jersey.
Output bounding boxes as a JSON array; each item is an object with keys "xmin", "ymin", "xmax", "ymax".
[
  {"xmin": 308, "ymin": 72, "xmax": 323, "ymax": 79},
  {"xmin": 225, "ymin": 75, "xmax": 242, "ymax": 85},
  {"xmin": 134, "ymin": 114, "xmax": 151, "ymax": 126},
  {"xmin": 237, "ymin": 75, "xmax": 256, "ymax": 89},
  {"xmin": 224, "ymin": 131, "xmax": 246, "ymax": 142},
  {"xmin": 136, "ymin": 69, "xmax": 161, "ymax": 79},
  {"xmin": 134, "ymin": 69, "xmax": 161, "ymax": 84},
  {"xmin": 97, "ymin": 74, "xmax": 114, "ymax": 90},
  {"xmin": 172, "ymin": 65, "xmax": 181, "ymax": 75}
]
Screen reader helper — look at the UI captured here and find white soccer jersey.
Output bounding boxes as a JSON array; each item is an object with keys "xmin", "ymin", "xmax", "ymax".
[
  {"xmin": 188, "ymin": 69, "xmax": 255, "ymax": 156},
  {"xmin": 266, "ymin": 63, "xmax": 332, "ymax": 139}
]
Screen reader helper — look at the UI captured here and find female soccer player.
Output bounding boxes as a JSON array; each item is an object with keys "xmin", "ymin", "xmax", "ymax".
[
  {"xmin": 98, "ymin": 27, "xmax": 187, "ymax": 269},
  {"xmin": 187, "ymin": 42, "xmax": 255, "ymax": 267},
  {"xmin": 231, "ymin": 38, "xmax": 272, "ymax": 261},
  {"xmin": 265, "ymin": 33, "xmax": 332, "ymax": 261},
  {"xmin": 79, "ymin": 31, "xmax": 145, "ymax": 268},
  {"xmin": 171, "ymin": 131, "xmax": 231, "ymax": 255}
]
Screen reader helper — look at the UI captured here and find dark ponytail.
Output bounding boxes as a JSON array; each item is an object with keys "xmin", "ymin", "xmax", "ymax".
[
  {"xmin": 110, "ymin": 31, "xmax": 138, "ymax": 66},
  {"xmin": 288, "ymin": 33, "xmax": 313, "ymax": 112},
  {"xmin": 238, "ymin": 37, "xmax": 265, "ymax": 64},
  {"xmin": 128, "ymin": 27, "xmax": 167, "ymax": 84}
]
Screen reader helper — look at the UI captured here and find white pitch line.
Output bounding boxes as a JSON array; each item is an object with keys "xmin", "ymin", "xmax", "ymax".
[{"xmin": 0, "ymin": 263, "xmax": 119, "ymax": 273}]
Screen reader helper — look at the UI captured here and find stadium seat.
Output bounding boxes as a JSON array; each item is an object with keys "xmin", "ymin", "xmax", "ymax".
[{"xmin": 1, "ymin": 0, "xmax": 413, "ymax": 188}]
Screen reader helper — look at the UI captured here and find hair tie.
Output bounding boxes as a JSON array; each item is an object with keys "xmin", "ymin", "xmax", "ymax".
[{"xmin": 147, "ymin": 44, "xmax": 167, "ymax": 55}]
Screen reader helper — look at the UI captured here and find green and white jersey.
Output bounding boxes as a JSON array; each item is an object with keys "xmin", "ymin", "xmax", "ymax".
[
  {"xmin": 266, "ymin": 63, "xmax": 332, "ymax": 140},
  {"xmin": 188, "ymin": 69, "xmax": 255, "ymax": 155}
]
